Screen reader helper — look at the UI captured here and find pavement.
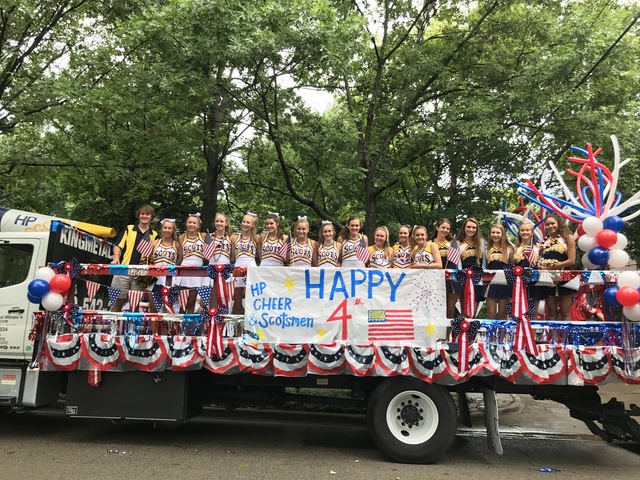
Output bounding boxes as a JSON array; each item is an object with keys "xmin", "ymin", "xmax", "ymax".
[{"xmin": 464, "ymin": 381, "xmax": 640, "ymax": 438}]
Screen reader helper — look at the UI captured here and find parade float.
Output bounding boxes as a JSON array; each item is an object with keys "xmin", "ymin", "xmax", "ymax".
[{"xmin": 1, "ymin": 136, "xmax": 639, "ymax": 464}]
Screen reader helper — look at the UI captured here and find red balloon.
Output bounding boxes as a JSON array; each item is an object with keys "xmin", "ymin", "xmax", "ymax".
[
  {"xmin": 595, "ymin": 229, "xmax": 617, "ymax": 249},
  {"xmin": 576, "ymin": 224, "xmax": 585, "ymax": 236},
  {"xmin": 49, "ymin": 273, "xmax": 71, "ymax": 294},
  {"xmin": 616, "ymin": 286, "xmax": 640, "ymax": 307}
]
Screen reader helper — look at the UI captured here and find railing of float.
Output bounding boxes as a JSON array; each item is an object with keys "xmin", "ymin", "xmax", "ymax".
[{"xmin": 29, "ymin": 263, "xmax": 640, "ymax": 385}]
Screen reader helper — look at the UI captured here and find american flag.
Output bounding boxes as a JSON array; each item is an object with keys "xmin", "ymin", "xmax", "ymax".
[
  {"xmin": 367, "ymin": 309, "xmax": 414, "ymax": 341},
  {"xmin": 356, "ymin": 238, "xmax": 370, "ymax": 264},
  {"xmin": 203, "ymin": 238, "xmax": 219, "ymax": 260},
  {"xmin": 446, "ymin": 241, "xmax": 461, "ymax": 267},
  {"xmin": 523, "ymin": 245, "xmax": 536, "ymax": 266},
  {"xmin": 136, "ymin": 238, "xmax": 154, "ymax": 258},
  {"xmin": 278, "ymin": 236, "xmax": 291, "ymax": 260},
  {"xmin": 86, "ymin": 280, "xmax": 100, "ymax": 301},
  {"xmin": 178, "ymin": 289, "xmax": 190, "ymax": 311}
]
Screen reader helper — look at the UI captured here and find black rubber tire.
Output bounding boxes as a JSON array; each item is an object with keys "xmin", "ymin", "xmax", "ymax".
[{"xmin": 367, "ymin": 377, "xmax": 457, "ymax": 464}]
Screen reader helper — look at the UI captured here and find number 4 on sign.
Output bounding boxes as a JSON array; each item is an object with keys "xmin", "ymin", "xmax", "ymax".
[{"xmin": 326, "ymin": 299, "xmax": 352, "ymax": 341}]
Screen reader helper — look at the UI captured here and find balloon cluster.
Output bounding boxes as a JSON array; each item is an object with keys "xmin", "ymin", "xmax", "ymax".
[
  {"xmin": 577, "ymin": 215, "xmax": 629, "ymax": 269},
  {"xmin": 603, "ymin": 271, "xmax": 640, "ymax": 322},
  {"xmin": 27, "ymin": 265, "xmax": 73, "ymax": 311}
]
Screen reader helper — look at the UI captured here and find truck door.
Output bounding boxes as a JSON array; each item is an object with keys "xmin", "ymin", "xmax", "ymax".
[{"xmin": 0, "ymin": 238, "xmax": 42, "ymax": 360}]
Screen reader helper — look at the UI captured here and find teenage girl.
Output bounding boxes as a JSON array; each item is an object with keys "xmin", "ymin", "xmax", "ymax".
[
  {"xmin": 316, "ymin": 221, "xmax": 341, "ymax": 268},
  {"xmin": 368, "ymin": 226, "xmax": 393, "ymax": 268},
  {"xmin": 148, "ymin": 218, "xmax": 182, "ymax": 316},
  {"xmin": 537, "ymin": 213, "xmax": 576, "ymax": 320},
  {"xmin": 430, "ymin": 218, "xmax": 456, "ymax": 318},
  {"xmin": 338, "ymin": 216, "xmax": 368, "ymax": 268},
  {"xmin": 392, "ymin": 225, "xmax": 413, "ymax": 269},
  {"xmin": 207, "ymin": 213, "xmax": 233, "ymax": 308},
  {"xmin": 411, "ymin": 226, "xmax": 442, "ymax": 269},
  {"xmin": 261, "ymin": 212, "xmax": 288, "ymax": 266},
  {"xmin": 175, "ymin": 213, "xmax": 207, "ymax": 313},
  {"xmin": 484, "ymin": 224, "xmax": 512, "ymax": 320},
  {"xmin": 231, "ymin": 212, "xmax": 261, "ymax": 314},
  {"xmin": 290, "ymin": 216, "xmax": 317, "ymax": 267},
  {"xmin": 511, "ymin": 220, "xmax": 541, "ymax": 313},
  {"xmin": 454, "ymin": 218, "xmax": 486, "ymax": 316}
]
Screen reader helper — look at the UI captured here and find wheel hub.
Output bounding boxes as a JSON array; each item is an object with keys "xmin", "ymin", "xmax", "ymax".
[{"xmin": 397, "ymin": 399, "xmax": 424, "ymax": 427}]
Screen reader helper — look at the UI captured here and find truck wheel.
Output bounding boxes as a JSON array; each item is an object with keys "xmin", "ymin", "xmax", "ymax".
[{"xmin": 367, "ymin": 377, "xmax": 456, "ymax": 464}]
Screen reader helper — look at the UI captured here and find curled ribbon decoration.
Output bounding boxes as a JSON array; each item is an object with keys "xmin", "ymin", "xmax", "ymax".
[
  {"xmin": 59, "ymin": 303, "xmax": 80, "ymax": 332},
  {"xmin": 506, "ymin": 299, "xmax": 538, "ymax": 354},
  {"xmin": 454, "ymin": 265, "xmax": 483, "ymax": 318},
  {"xmin": 450, "ymin": 317, "xmax": 480, "ymax": 374},
  {"xmin": 28, "ymin": 312, "xmax": 46, "ymax": 341},
  {"xmin": 201, "ymin": 306, "xmax": 229, "ymax": 359}
]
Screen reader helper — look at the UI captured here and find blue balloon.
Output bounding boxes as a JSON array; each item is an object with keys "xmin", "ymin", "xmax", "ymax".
[
  {"xmin": 603, "ymin": 215, "xmax": 624, "ymax": 233},
  {"xmin": 27, "ymin": 279, "xmax": 50, "ymax": 299},
  {"xmin": 27, "ymin": 292, "xmax": 41, "ymax": 304},
  {"xmin": 588, "ymin": 246, "xmax": 610, "ymax": 266},
  {"xmin": 603, "ymin": 286, "xmax": 621, "ymax": 307}
]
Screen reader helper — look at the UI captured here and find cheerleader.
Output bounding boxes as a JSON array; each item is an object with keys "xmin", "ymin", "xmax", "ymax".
[
  {"xmin": 290, "ymin": 216, "xmax": 317, "ymax": 267},
  {"xmin": 411, "ymin": 226, "xmax": 441, "ymax": 269},
  {"xmin": 537, "ymin": 213, "xmax": 576, "ymax": 320},
  {"xmin": 148, "ymin": 218, "xmax": 182, "ymax": 316},
  {"xmin": 207, "ymin": 213, "xmax": 233, "ymax": 309},
  {"xmin": 511, "ymin": 220, "xmax": 541, "ymax": 313},
  {"xmin": 316, "ymin": 221, "xmax": 341, "ymax": 268},
  {"xmin": 261, "ymin": 212, "xmax": 288, "ymax": 266},
  {"xmin": 454, "ymin": 218, "xmax": 486, "ymax": 317},
  {"xmin": 430, "ymin": 218, "xmax": 457, "ymax": 318},
  {"xmin": 484, "ymin": 224, "xmax": 512, "ymax": 320},
  {"xmin": 338, "ymin": 216, "xmax": 368, "ymax": 268},
  {"xmin": 368, "ymin": 226, "xmax": 393, "ymax": 268},
  {"xmin": 175, "ymin": 213, "xmax": 207, "ymax": 313},
  {"xmin": 230, "ymin": 212, "xmax": 261, "ymax": 314},
  {"xmin": 392, "ymin": 225, "xmax": 414, "ymax": 269}
]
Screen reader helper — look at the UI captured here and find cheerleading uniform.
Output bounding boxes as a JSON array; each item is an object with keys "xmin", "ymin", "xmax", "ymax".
[
  {"xmin": 210, "ymin": 234, "xmax": 232, "ymax": 265},
  {"xmin": 175, "ymin": 234, "xmax": 206, "ymax": 288},
  {"xmin": 455, "ymin": 240, "xmax": 485, "ymax": 301},
  {"xmin": 484, "ymin": 246, "xmax": 510, "ymax": 299},
  {"xmin": 260, "ymin": 236, "xmax": 286, "ymax": 266},
  {"xmin": 152, "ymin": 240, "xmax": 179, "ymax": 286},
  {"xmin": 368, "ymin": 246, "xmax": 392, "ymax": 268},
  {"xmin": 341, "ymin": 234, "xmax": 366, "ymax": 268},
  {"xmin": 412, "ymin": 243, "xmax": 436, "ymax": 267},
  {"xmin": 234, "ymin": 235, "xmax": 258, "ymax": 288},
  {"xmin": 538, "ymin": 236, "xmax": 572, "ymax": 297},
  {"xmin": 392, "ymin": 244, "xmax": 413, "ymax": 269},
  {"xmin": 513, "ymin": 244, "xmax": 543, "ymax": 301},
  {"xmin": 317, "ymin": 242, "xmax": 340, "ymax": 268},
  {"xmin": 290, "ymin": 239, "xmax": 313, "ymax": 268}
]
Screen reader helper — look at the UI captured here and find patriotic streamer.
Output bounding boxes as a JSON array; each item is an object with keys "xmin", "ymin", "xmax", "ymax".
[
  {"xmin": 207, "ymin": 263, "xmax": 235, "ymax": 308},
  {"xmin": 503, "ymin": 265, "xmax": 533, "ymax": 320},
  {"xmin": 178, "ymin": 289, "xmax": 190, "ymax": 311},
  {"xmin": 59, "ymin": 303, "xmax": 80, "ymax": 331},
  {"xmin": 454, "ymin": 265, "xmax": 483, "ymax": 317},
  {"xmin": 506, "ymin": 299, "xmax": 538, "ymax": 354},
  {"xmin": 51, "ymin": 258, "xmax": 82, "ymax": 278},
  {"xmin": 451, "ymin": 317, "xmax": 480, "ymax": 374},
  {"xmin": 86, "ymin": 280, "xmax": 100, "ymax": 301},
  {"xmin": 107, "ymin": 287, "xmax": 121, "ymax": 307},
  {"xmin": 202, "ymin": 306, "xmax": 229, "ymax": 359},
  {"xmin": 152, "ymin": 285, "xmax": 180, "ymax": 313},
  {"xmin": 128, "ymin": 290, "xmax": 144, "ymax": 311}
]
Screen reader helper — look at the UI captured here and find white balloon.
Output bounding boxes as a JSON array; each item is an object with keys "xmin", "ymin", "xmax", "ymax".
[
  {"xmin": 622, "ymin": 304, "xmax": 640, "ymax": 322},
  {"xmin": 34, "ymin": 267, "xmax": 56, "ymax": 282},
  {"xmin": 577, "ymin": 234, "xmax": 597, "ymax": 253},
  {"xmin": 537, "ymin": 300, "xmax": 546, "ymax": 315},
  {"xmin": 617, "ymin": 271, "xmax": 640, "ymax": 289},
  {"xmin": 608, "ymin": 249, "xmax": 630, "ymax": 269},
  {"xmin": 41, "ymin": 292, "xmax": 64, "ymax": 311},
  {"xmin": 582, "ymin": 216, "xmax": 604, "ymax": 236},
  {"xmin": 581, "ymin": 253, "xmax": 599, "ymax": 270},
  {"xmin": 612, "ymin": 233, "xmax": 628, "ymax": 250}
]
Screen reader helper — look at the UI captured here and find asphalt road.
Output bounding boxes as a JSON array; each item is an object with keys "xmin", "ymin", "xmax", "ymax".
[{"xmin": 1, "ymin": 397, "xmax": 639, "ymax": 480}]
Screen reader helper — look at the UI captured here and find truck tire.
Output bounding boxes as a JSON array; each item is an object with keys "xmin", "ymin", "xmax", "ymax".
[{"xmin": 367, "ymin": 377, "xmax": 457, "ymax": 464}]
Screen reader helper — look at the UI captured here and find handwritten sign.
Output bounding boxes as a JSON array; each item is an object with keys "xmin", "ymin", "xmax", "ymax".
[{"xmin": 245, "ymin": 267, "xmax": 447, "ymax": 346}]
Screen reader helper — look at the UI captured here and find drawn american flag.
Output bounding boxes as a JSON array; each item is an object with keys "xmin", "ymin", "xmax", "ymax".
[{"xmin": 367, "ymin": 309, "xmax": 414, "ymax": 341}]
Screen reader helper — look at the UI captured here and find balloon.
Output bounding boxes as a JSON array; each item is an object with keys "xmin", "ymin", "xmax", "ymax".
[
  {"xmin": 603, "ymin": 215, "xmax": 624, "ymax": 233},
  {"xmin": 588, "ymin": 247, "xmax": 609, "ymax": 266},
  {"xmin": 612, "ymin": 233, "xmax": 628, "ymax": 250},
  {"xmin": 577, "ymin": 234, "xmax": 597, "ymax": 253},
  {"xmin": 582, "ymin": 216, "xmax": 604, "ymax": 236},
  {"xmin": 34, "ymin": 267, "xmax": 56, "ymax": 282},
  {"xmin": 27, "ymin": 279, "xmax": 50, "ymax": 299},
  {"xmin": 608, "ymin": 249, "xmax": 630, "ymax": 269},
  {"xmin": 581, "ymin": 253, "xmax": 599, "ymax": 270},
  {"xmin": 49, "ymin": 273, "xmax": 71, "ymax": 294},
  {"xmin": 576, "ymin": 224, "xmax": 585, "ymax": 236},
  {"xmin": 622, "ymin": 304, "xmax": 640, "ymax": 322},
  {"xmin": 537, "ymin": 300, "xmax": 546, "ymax": 315},
  {"xmin": 617, "ymin": 271, "xmax": 640, "ymax": 289},
  {"xmin": 27, "ymin": 292, "xmax": 41, "ymax": 304},
  {"xmin": 603, "ymin": 286, "xmax": 621, "ymax": 307},
  {"xmin": 41, "ymin": 292, "xmax": 64, "ymax": 311},
  {"xmin": 616, "ymin": 286, "xmax": 640, "ymax": 307},
  {"xmin": 595, "ymin": 229, "xmax": 617, "ymax": 249}
]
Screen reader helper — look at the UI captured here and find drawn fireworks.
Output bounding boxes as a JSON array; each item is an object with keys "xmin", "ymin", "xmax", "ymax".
[{"xmin": 405, "ymin": 273, "xmax": 445, "ymax": 313}]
